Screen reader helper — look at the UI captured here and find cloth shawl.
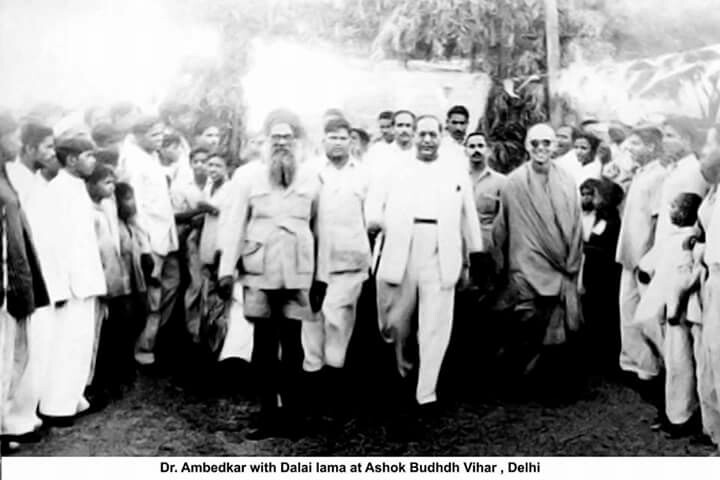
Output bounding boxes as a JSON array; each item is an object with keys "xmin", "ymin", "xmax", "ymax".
[{"xmin": 494, "ymin": 162, "xmax": 584, "ymax": 345}]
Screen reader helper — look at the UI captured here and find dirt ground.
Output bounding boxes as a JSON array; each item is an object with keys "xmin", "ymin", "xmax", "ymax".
[
  {"xmin": 11, "ymin": 285, "xmax": 717, "ymax": 457},
  {"xmin": 13, "ymin": 371, "xmax": 715, "ymax": 456}
]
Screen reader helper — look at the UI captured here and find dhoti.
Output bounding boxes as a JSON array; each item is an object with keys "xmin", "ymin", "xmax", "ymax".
[
  {"xmin": 302, "ymin": 271, "xmax": 366, "ymax": 371},
  {"xmin": 377, "ymin": 223, "xmax": 454, "ymax": 405},
  {"xmin": 218, "ymin": 280, "xmax": 254, "ymax": 363},
  {"xmin": 39, "ymin": 298, "xmax": 96, "ymax": 417},
  {"xmin": 1, "ymin": 309, "xmax": 28, "ymax": 433},
  {"xmin": 3, "ymin": 306, "xmax": 54, "ymax": 434}
]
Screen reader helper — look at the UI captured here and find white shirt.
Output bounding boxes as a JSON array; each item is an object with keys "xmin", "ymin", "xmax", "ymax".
[
  {"xmin": 199, "ymin": 179, "xmax": 231, "ymax": 265},
  {"xmin": 124, "ymin": 139, "xmax": 179, "ymax": 256},
  {"xmin": 555, "ymin": 150, "xmax": 585, "ymax": 187}
]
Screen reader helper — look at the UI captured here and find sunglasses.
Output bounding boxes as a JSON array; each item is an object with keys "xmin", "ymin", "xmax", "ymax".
[{"xmin": 530, "ymin": 139, "xmax": 552, "ymax": 148}]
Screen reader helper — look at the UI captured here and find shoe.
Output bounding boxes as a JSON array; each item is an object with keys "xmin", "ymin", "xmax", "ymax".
[
  {"xmin": 649, "ymin": 414, "xmax": 669, "ymax": 432},
  {"xmin": 2, "ymin": 429, "xmax": 45, "ymax": 444},
  {"xmin": 245, "ymin": 424, "xmax": 283, "ymax": 440},
  {"xmin": 39, "ymin": 415, "xmax": 75, "ymax": 428},
  {"xmin": 1, "ymin": 439, "xmax": 20, "ymax": 455}
]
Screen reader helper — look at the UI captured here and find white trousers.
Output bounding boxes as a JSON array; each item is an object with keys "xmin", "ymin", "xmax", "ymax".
[
  {"xmin": 699, "ymin": 267, "xmax": 720, "ymax": 443},
  {"xmin": 664, "ymin": 322, "xmax": 700, "ymax": 424},
  {"xmin": 218, "ymin": 281, "xmax": 254, "ymax": 363},
  {"xmin": 3, "ymin": 306, "xmax": 55, "ymax": 434},
  {"xmin": 39, "ymin": 298, "xmax": 95, "ymax": 417},
  {"xmin": 377, "ymin": 224, "xmax": 454, "ymax": 405},
  {"xmin": 619, "ymin": 267, "xmax": 663, "ymax": 379},
  {"xmin": 302, "ymin": 272, "xmax": 366, "ymax": 372},
  {"xmin": 1, "ymin": 308, "xmax": 27, "ymax": 434}
]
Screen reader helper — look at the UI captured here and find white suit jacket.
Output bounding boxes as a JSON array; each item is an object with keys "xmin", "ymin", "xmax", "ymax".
[{"xmin": 366, "ymin": 156, "xmax": 484, "ymax": 288}]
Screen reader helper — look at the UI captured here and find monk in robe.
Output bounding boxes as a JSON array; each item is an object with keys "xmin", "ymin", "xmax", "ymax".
[{"xmin": 492, "ymin": 123, "xmax": 584, "ymax": 398}]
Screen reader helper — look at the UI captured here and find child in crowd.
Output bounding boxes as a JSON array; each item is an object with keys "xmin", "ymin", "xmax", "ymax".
[
  {"xmin": 86, "ymin": 163, "xmax": 126, "ymax": 403},
  {"xmin": 113, "ymin": 182, "xmax": 151, "ymax": 385},
  {"xmin": 198, "ymin": 153, "xmax": 232, "ymax": 356},
  {"xmin": 580, "ymin": 178, "xmax": 600, "ymax": 242},
  {"xmin": 637, "ymin": 191, "xmax": 704, "ymax": 437},
  {"xmin": 581, "ymin": 178, "xmax": 624, "ymax": 373}
]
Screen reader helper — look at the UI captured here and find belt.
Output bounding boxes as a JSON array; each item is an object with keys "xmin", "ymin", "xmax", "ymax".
[{"xmin": 414, "ymin": 218, "xmax": 437, "ymax": 224}]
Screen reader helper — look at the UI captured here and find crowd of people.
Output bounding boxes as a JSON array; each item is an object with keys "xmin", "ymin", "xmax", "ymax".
[{"xmin": 2, "ymin": 98, "xmax": 720, "ymax": 453}]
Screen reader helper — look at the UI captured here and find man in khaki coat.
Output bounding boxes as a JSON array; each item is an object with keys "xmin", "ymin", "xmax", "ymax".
[{"xmin": 218, "ymin": 109, "xmax": 321, "ymax": 439}]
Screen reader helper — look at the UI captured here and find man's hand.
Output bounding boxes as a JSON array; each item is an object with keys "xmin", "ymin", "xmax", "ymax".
[
  {"xmin": 218, "ymin": 276, "xmax": 234, "ymax": 301},
  {"xmin": 140, "ymin": 253, "xmax": 155, "ymax": 281},
  {"xmin": 54, "ymin": 299, "xmax": 68, "ymax": 308},
  {"xmin": 468, "ymin": 251, "xmax": 495, "ymax": 291},
  {"xmin": 310, "ymin": 281, "xmax": 327, "ymax": 313},
  {"xmin": 367, "ymin": 220, "xmax": 383, "ymax": 238},
  {"xmin": 198, "ymin": 201, "xmax": 220, "ymax": 217}
]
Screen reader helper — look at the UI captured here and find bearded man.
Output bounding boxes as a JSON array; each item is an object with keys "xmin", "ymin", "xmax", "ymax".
[{"xmin": 218, "ymin": 109, "xmax": 321, "ymax": 439}]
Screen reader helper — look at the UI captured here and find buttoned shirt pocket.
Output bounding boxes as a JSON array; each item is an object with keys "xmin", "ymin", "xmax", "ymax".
[
  {"xmin": 476, "ymin": 192, "xmax": 501, "ymax": 225},
  {"xmin": 288, "ymin": 190, "xmax": 313, "ymax": 220},
  {"xmin": 241, "ymin": 239, "xmax": 265, "ymax": 274}
]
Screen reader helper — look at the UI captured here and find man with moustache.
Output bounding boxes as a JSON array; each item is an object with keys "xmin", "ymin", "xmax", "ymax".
[
  {"xmin": 367, "ymin": 115, "xmax": 484, "ymax": 411},
  {"xmin": 438, "ymin": 105, "xmax": 470, "ymax": 165},
  {"xmin": 4, "ymin": 124, "xmax": 60, "ymax": 440},
  {"xmin": 218, "ymin": 109, "xmax": 321, "ymax": 439},
  {"xmin": 365, "ymin": 110, "xmax": 417, "ymax": 179},
  {"xmin": 0, "ymin": 123, "xmax": 49, "ymax": 453},
  {"xmin": 466, "ymin": 131, "xmax": 507, "ymax": 267},
  {"xmin": 493, "ymin": 124, "xmax": 583, "ymax": 399},
  {"xmin": 301, "ymin": 118, "xmax": 371, "ymax": 419}
]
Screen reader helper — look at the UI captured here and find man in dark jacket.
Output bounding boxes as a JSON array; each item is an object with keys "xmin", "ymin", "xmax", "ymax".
[{"xmin": 0, "ymin": 154, "xmax": 49, "ymax": 453}]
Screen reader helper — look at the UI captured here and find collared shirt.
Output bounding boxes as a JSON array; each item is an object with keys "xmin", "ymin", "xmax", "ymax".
[
  {"xmin": 170, "ymin": 176, "xmax": 206, "ymax": 213},
  {"xmin": 315, "ymin": 157, "xmax": 371, "ymax": 282},
  {"xmin": 581, "ymin": 210, "xmax": 597, "ymax": 243},
  {"xmin": 123, "ymin": 139, "xmax": 179, "ymax": 256},
  {"xmin": 469, "ymin": 166, "xmax": 507, "ymax": 248},
  {"xmin": 615, "ymin": 159, "xmax": 668, "ymax": 269}
]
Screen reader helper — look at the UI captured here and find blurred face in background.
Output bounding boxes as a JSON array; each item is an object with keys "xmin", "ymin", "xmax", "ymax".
[
  {"xmin": 196, "ymin": 126, "xmax": 221, "ymax": 152},
  {"xmin": 393, "ymin": 113, "xmax": 415, "ymax": 148},
  {"xmin": 574, "ymin": 137, "xmax": 593, "ymax": 165},
  {"xmin": 0, "ymin": 128, "xmax": 21, "ymax": 161},
  {"xmin": 190, "ymin": 151, "xmax": 208, "ymax": 182},
  {"xmin": 379, "ymin": 117, "xmax": 394, "ymax": 143},
  {"xmin": 555, "ymin": 126, "xmax": 573, "ymax": 156},
  {"xmin": 206, "ymin": 155, "xmax": 228, "ymax": 185},
  {"xmin": 446, "ymin": 113, "xmax": 469, "ymax": 143},
  {"xmin": 700, "ymin": 127, "xmax": 720, "ymax": 184},
  {"xmin": 662, "ymin": 124, "xmax": 691, "ymax": 162},
  {"xmin": 160, "ymin": 141, "xmax": 182, "ymax": 165},
  {"xmin": 623, "ymin": 133, "xmax": 656, "ymax": 166},
  {"xmin": 137, "ymin": 123, "xmax": 165, "ymax": 153}
]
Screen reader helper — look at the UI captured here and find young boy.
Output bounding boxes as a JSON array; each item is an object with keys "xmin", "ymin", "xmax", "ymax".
[
  {"xmin": 85, "ymin": 163, "xmax": 124, "ymax": 404},
  {"xmin": 198, "ymin": 153, "xmax": 232, "ymax": 356},
  {"xmin": 114, "ymin": 182, "xmax": 150, "ymax": 385}
]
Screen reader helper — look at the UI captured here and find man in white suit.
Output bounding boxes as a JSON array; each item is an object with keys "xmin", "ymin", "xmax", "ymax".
[{"xmin": 367, "ymin": 115, "xmax": 485, "ymax": 408}]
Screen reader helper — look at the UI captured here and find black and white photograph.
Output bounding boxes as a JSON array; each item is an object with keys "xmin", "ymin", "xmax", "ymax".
[{"xmin": 2, "ymin": 0, "xmax": 720, "ymax": 470}]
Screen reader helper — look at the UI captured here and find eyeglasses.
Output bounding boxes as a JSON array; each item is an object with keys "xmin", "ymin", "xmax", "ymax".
[{"xmin": 530, "ymin": 139, "xmax": 552, "ymax": 148}]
